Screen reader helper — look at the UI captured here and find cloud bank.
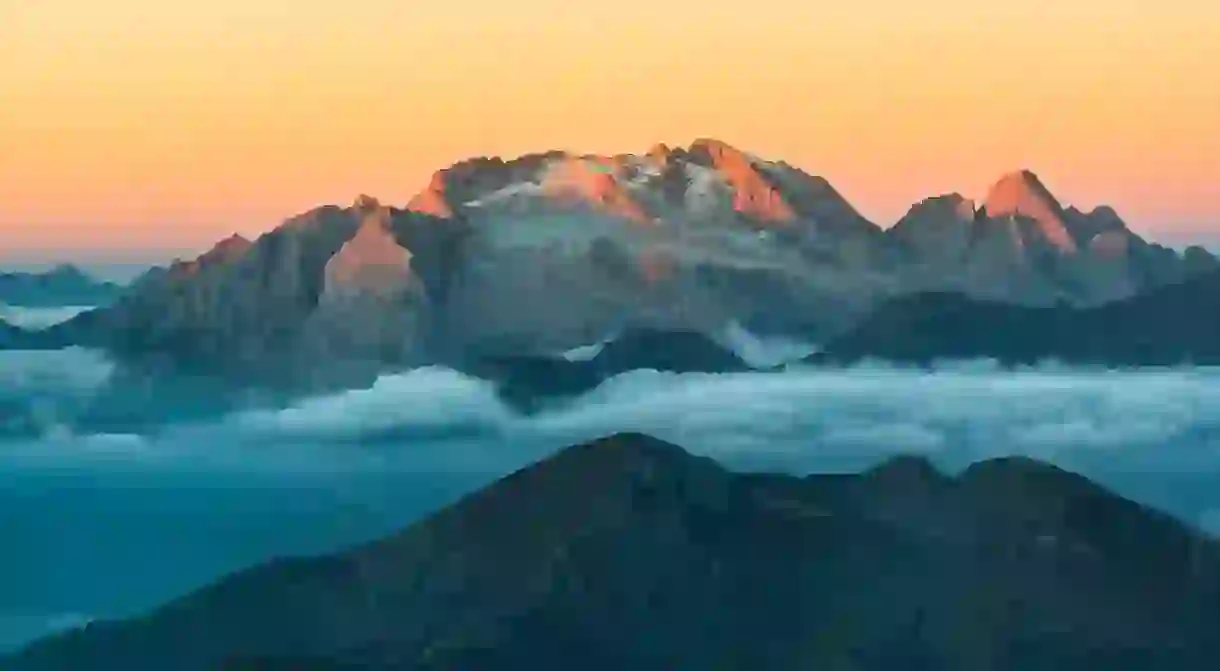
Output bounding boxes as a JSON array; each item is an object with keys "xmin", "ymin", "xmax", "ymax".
[
  {"xmin": 4, "ymin": 348, "xmax": 1220, "ymax": 476},
  {"xmin": 212, "ymin": 363, "xmax": 1220, "ymax": 475}
]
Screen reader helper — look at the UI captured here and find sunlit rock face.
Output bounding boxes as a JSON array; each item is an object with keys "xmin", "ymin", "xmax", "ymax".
[
  {"xmin": 300, "ymin": 197, "xmax": 431, "ymax": 380},
  {"xmin": 981, "ymin": 169, "xmax": 1078, "ymax": 253},
  {"xmin": 41, "ymin": 142, "xmax": 1218, "ymax": 384},
  {"xmin": 888, "ymin": 169, "xmax": 1213, "ymax": 305}
]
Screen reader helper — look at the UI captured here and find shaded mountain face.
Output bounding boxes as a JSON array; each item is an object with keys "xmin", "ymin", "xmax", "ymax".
[
  {"xmin": 818, "ymin": 267, "xmax": 1220, "ymax": 366},
  {"xmin": 11, "ymin": 432, "xmax": 1220, "ymax": 670},
  {"xmin": 0, "ymin": 265, "xmax": 121, "ymax": 307},
  {"xmin": 463, "ymin": 328, "xmax": 757, "ymax": 412}
]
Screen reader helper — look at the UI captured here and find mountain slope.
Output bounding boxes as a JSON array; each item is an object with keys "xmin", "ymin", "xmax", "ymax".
[
  {"xmin": 981, "ymin": 169, "xmax": 1078, "ymax": 252},
  {"xmin": 818, "ymin": 268, "xmax": 1220, "ymax": 365},
  {"xmin": 10, "ymin": 433, "xmax": 1220, "ymax": 670},
  {"xmin": 48, "ymin": 199, "xmax": 465, "ymax": 386}
]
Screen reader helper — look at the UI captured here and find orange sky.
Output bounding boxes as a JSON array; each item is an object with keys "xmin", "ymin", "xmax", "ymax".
[{"xmin": 1, "ymin": 0, "xmax": 1218, "ymax": 259}]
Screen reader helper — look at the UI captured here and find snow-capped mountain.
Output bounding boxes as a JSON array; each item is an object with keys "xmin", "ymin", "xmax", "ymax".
[{"xmin": 38, "ymin": 140, "xmax": 1217, "ymax": 386}]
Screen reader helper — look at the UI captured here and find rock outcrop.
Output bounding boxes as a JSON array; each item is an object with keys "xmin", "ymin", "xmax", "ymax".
[{"xmin": 299, "ymin": 197, "xmax": 431, "ymax": 385}]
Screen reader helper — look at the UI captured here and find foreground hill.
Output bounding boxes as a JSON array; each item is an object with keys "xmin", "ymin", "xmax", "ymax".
[
  {"xmin": 817, "ymin": 268, "xmax": 1220, "ymax": 366},
  {"xmin": 28, "ymin": 141, "xmax": 1215, "ymax": 386},
  {"xmin": 10, "ymin": 433, "xmax": 1220, "ymax": 670}
]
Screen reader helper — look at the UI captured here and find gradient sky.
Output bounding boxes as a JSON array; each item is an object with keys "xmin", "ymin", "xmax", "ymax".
[{"xmin": 2, "ymin": 0, "xmax": 1218, "ymax": 261}]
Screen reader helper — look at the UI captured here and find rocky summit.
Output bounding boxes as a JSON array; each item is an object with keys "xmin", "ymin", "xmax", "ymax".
[{"xmin": 9, "ymin": 433, "xmax": 1220, "ymax": 670}]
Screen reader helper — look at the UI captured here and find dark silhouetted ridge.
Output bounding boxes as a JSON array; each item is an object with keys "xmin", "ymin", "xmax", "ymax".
[
  {"xmin": 819, "ymin": 268, "xmax": 1220, "ymax": 366},
  {"xmin": 466, "ymin": 329, "xmax": 754, "ymax": 411},
  {"xmin": 10, "ymin": 433, "xmax": 1220, "ymax": 670}
]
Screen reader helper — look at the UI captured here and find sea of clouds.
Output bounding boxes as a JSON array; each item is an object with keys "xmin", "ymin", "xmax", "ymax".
[{"xmin": 8, "ymin": 338, "xmax": 1220, "ymax": 652}]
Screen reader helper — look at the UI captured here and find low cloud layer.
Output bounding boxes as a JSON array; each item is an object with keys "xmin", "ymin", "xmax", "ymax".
[
  {"xmin": 210, "ymin": 363, "xmax": 1220, "ymax": 476},
  {"xmin": 4, "ymin": 349, "xmax": 1220, "ymax": 476}
]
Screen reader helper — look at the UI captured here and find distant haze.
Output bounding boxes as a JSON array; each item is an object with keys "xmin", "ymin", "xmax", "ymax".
[
  {"xmin": 0, "ymin": 260, "xmax": 150, "ymax": 283},
  {"xmin": 1, "ymin": 0, "xmax": 1218, "ymax": 257}
]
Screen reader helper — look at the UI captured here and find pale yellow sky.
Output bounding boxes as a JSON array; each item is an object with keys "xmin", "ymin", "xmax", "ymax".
[{"xmin": 1, "ymin": 0, "xmax": 1218, "ymax": 256}]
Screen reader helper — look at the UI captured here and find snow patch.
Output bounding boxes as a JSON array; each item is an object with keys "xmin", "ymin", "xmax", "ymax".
[
  {"xmin": 561, "ymin": 340, "xmax": 609, "ymax": 362},
  {"xmin": 683, "ymin": 163, "xmax": 727, "ymax": 215},
  {"xmin": 463, "ymin": 181, "xmax": 546, "ymax": 208}
]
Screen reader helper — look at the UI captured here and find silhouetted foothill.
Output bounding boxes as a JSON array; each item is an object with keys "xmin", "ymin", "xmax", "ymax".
[{"xmin": 11, "ymin": 433, "xmax": 1220, "ymax": 670}]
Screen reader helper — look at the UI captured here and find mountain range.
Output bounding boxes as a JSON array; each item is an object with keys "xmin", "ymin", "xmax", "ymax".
[
  {"xmin": 22, "ymin": 139, "xmax": 1216, "ymax": 387},
  {"xmin": 0, "ymin": 265, "xmax": 120, "ymax": 308},
  {"xmin": 9, "ymin": 432, "xmax": 1220, "ymax": 670}
]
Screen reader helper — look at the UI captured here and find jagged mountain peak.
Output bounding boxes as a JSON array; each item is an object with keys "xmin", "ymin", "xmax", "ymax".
[
  {"xmin": 907, "ymin": 193, "xmax": 977, "ymax": 220},
  {"xmin": 404, "ymin": 140, "xmax": 832, "ymax": 226},
  {"xmin": 687, "ymin": 136, "xmax": 745, "ymax": 157},
  {"xmin": 886, "ymin": 194, "xmax": 980, "ymax": 268},
  {"xmin": 981, "ymin": 169, "xmax": 1077, "ymax": 252},
  {"xmin": 983, "ymin": 169, "xmax": 1062, "ymax": 217},
  {"xmin": 406, "ymin": 172, "xmax": 457, "ymax": 218},
  {"xmin": 203, "ymin": 233, "xmax": 253, "ymax": 262},
  {"xmin": 686, "ymin": 138, "xmax": 797, "ymax": 222},
  {"xmin": 167, "ymin": 233, "xmax": 253, "ymax": 279}
]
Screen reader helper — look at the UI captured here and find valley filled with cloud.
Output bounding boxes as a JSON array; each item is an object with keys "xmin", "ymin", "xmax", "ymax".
[{"xmin": 6, "ymin": 339, "xmax": 1220, "ymax": 652}]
